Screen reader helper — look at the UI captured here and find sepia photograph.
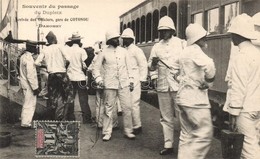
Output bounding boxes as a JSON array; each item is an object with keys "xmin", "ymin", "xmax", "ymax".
[{"xmin": 0, "ymin": 0, "xmax": 260, "ymax": 158}]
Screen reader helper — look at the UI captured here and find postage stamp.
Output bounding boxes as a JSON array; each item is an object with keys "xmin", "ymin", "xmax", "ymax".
[{"xmin": 34, "ymin": 120, "xmax": 80, "ymax": 157}]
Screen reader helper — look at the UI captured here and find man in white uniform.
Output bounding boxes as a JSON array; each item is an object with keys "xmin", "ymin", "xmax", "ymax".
[
  {"xmin": 19, "ymin": 41, "xmax": 40, "ymax": 128},
  {"xmin": 121, "ymin": 28, "xmax": 148, "ymax": 135},
  {"xmin": 173, "ymin": 23, "xmax": 216, "ymax": 159},
  {"xmin": 227, "ymin": 13, "xmax": 260, "ymax": 159},
  {"xmin": 89, "ymin": 42, "xmax": 119, "ymax": 129},
  {"xmin": 93, "ymin": 31, "xmax": 135, "ymax": 141},
  {"xmin": 148, "ymin": 16, "xmax": 185, "ymax": 155}
]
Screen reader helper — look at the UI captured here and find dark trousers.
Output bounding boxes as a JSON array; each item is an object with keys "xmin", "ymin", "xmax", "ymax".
[
  {"xmin": 71, "ymin": 81, "xmax": 91, "ymax": 122},
  {"xmin": 48, "ymin": 73, "xmax": 74, "ymax": 121}
]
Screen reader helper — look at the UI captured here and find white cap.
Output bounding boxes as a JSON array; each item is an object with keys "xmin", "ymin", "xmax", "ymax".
[
  {"xmin": 186, "ymin": 23, "xmax": 207, "ymax": 46},
  {"xmin": 121, "ymin": 28, "xmax": 135, "ymax": 39},
  {"xmin": 158, "ymin": 16, "xmax": 176, "ymax": 31},
  {"xmin": 228, "ymin": 13, "xmax": 256, "ymax": 39},
  {"xmin": 105, "ymin": 31, "xmax": 120, "ymax": 43},
  {"xmin": 252, "ymin": 12, "xmax": 260, "ymax": 26}
]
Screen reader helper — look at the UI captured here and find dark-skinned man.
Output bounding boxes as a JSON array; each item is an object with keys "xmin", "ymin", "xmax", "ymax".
[
  {"xmin": 93, "ymin": 30, "xmax": 135, "ymax": 141},
  {"xmin": 121, "ymin": 28, "xmax": 148, "ymax": 135},
  {"xmin": 148, "ymin": 16, "xmax": 185, "ymax": 155}
]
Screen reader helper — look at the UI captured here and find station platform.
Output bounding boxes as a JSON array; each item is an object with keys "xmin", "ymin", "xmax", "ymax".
[{"xmin": 0, "ymin": 93, "xmax": 224, "ymax": 159}]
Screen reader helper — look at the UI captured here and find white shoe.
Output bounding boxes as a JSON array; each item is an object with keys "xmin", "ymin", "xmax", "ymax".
[
  {"xmin": 102, "ymin": 134, "xmax": 111, "ymax": 141},
  {"xmin": 124, "ymin": 133, "xmax": 135, "ymax": 140}
]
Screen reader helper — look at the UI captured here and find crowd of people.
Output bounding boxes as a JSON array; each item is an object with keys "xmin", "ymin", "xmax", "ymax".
[{"xmin": 18, "ymin": 13, "xmax": 260, "ymax": 159}]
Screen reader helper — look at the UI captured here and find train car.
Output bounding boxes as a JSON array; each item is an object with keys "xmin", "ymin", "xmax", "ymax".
[
  {"xmin": 119, "ymin": 0, "xmax": 260, "ymax": 132},
  {"xmin": 119, "ymin": 0, "xmax": 188, "ymax": 60}
]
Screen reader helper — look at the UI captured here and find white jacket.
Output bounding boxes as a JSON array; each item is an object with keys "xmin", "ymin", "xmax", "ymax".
[
  {"xmin": 67, "ymin": 44, "xmax": 88, "ymax": 81},
  {"xmin": 93, "ymin": 45, "xmax": 133, "ymax": 89},
  {"xmin": 148, "ymin": 36, "xmax": 185, "ymax": 92},
  {"xmin": 20, "ymin": 51, "xmax": 38, "ymax": 90},
  {"xmin": 229, "ymin": 41, "xmax": 260, "ymax": 115},
  {"xmin": 173, "ymin": 44, "xmax": 216, "ymax": 108},
  {"xmin": 125, "ymin": 44, "xmax": 148, "ymax": 84}
]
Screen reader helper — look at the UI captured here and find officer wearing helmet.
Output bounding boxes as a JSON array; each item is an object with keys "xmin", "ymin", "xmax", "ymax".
[
  {"xmin": 148, "ymin": 16, "xmax": 185, "ymax": 155},
  {"xmin": 226, "ymin": 13, "xmax": 260, "ymax": 159},
  {"xmin": 121, "ymin": 28, "xmax": 148, "ymax": 135},
  {"xmin": 93, "ymin": 30, "xmax": 135, "ymax": 141},
  {"xmin": 171, "ymin": 23, "xmax": 216, "ymax": 159}
]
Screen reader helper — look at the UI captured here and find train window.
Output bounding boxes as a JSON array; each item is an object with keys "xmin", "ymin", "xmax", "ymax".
[
  {"xmin": 160, "ymin": 6, "xmax": 167, "ymax": 18},
  {"xmin": 168, "ymin": 2, "xmax": 177, "ymax": 27},
  {"xmin": 207, "ymin": 8, "xmax": 220, "ymax": 35},
  {"xmin": 223, "ymin": 2, "xmax": 239, "ymax": 33},
  {"xmin": 127, "ymin": 22, "xmax": 131, "ymax": 28},
  {"xmin": 131, "ymin": 20, "xmax": 135, "ymax": 38},
  {"xmin": 192, "ymin": 12, "xmax": 203, "ymax": 26},
  {"xmin": 120, "ymin": 22, "xmax": 123, "ymax": 33},
  {"xmin": 136, "ymin": 18, "xmax": 140, "ymax": 44},
  {"xmin": 146, "ymin": 13, "xmax": 152, "ymax": 42},
  {"xmin": 152, "ymin": 10, "xmax": 159, "ymax": 41},
  {"xmin": 141, "ymin": 16, "xmax": 146, "ymax": 43}
]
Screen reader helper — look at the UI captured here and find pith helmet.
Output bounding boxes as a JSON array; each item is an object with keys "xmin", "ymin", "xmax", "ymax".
[
  {"xmin": 105, "ymin": 31, "xmax": 120, "ymax": 43},
  {"xmin": 158, "ymin": 16, "xmax": 176, "ymax": 31},
  {"xmin": 228, "ymin": 13, "xmax": 256, "ymax": 39},
  {"xmin": 121, "ymin": 28, "xmax": 135, "ymax": 39},
  {"xmin": 252, "ymin": 12, "xmax": 260, "ymax": 27},
  {"xmin": 186, "ymin": 23, "xmax": 207, "ymax": 46}
]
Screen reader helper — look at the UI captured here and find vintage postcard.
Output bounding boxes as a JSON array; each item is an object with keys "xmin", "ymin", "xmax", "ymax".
[{"xmin": 1, "ymin": 0, "xmax": 260, "ymax": 159}]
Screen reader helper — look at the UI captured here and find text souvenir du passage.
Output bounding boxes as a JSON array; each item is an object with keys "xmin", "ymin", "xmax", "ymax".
[{"xmin": 18, "ymin": 4, "xmax": 89, "ymax": 28}]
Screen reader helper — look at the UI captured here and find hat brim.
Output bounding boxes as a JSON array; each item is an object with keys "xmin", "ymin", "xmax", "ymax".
[
  {"xmin": 68, "ymin": 37, "xmax": 84, "ymax": 40},
  {"xmin": 158, "ymin": 26, "xmax": 174, "ymax": 30},
  {"xmin": 228, "ymin": 30, "xmax": 257, "ymax": 40},
  {"xmin": 187, "ymin": 33, "xmax": 207, "ymax": 46}
]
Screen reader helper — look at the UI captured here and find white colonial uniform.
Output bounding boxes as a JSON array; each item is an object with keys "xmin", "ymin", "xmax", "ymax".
[
  {"xmin": 89, "ymin": 52, "xmax": 119, "ymax": 128},
  {"xmin": 93, "ymin": 45, "xmax": 134, "ymax": 136},
  {"xmin": 148, "ymin": 36, "xmax": 184, "ymax": 149},
  {"xmin": 173, "ymin": 43, "xmax": 216, "ymax": 159},
  {"xmin": 20, "ymin": 51, "xmax": 38, "ymax": 127},
  {"xmin": 126, "ymin": 43, "xmax": 147, "ymax": 129},
  {"xmin": 228, "ymin": 41, "xmax": 260, "ymax": 159}
]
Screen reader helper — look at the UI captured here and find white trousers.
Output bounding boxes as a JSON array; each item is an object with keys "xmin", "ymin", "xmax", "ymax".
[
  {"xmin": 157, "ymin": 91, "xmax": 178, "ymax": 148},
  {"xmin": 21, "ymin": 88, "xmax": 37, "ymax": 127},
  {"xmin": 237, "ymin": 111, "xmax": 260, "ymax": 159},
  {"xmin": 102, "ymin": 87, "xmax": 133, "ymax": 135},
  {"xmin": 95, "ymin": 90, "xmax": 118, "ymax": 128},
  {"xmin": 131, "ymin": 82, "xmax": 142, "ymax": 129},
  {"xmin": 178, "ymin": 106, "xmax": 213, "ymax": 159}
]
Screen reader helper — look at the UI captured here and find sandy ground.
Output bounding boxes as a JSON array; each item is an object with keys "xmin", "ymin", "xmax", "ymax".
[{"xmin": 0, "ymin": 94, "xmax": 231, "ymax": 159}]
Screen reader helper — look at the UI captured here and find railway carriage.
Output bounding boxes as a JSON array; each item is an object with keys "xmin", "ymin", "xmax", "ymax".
[{"xmin": 119, "ymin": 0, "xmax": 260, "ymax": 131}]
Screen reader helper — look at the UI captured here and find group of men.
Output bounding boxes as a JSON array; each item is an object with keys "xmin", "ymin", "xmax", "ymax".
[{"xmin": 19, "ymin": 12, "xmax": 260, "ymax": 159}]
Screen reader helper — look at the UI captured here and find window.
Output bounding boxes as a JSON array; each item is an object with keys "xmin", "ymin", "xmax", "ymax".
[
  {"xmin": 146, "ymin": 13, "xmax": 152, "ymax": 42},
  {"xmin": 193, "ymin": 12, "xmax": 203, "ymax": 26},
  {"xmin": 141, "ymin": 16, "xmax": 146, "ymax": 43},
  {"xmin": 168, "ymin": 2, "xmax": 177, "ymax": 26},
  {"xmin": 160, "ymin": 6, "xmax": 167, "ymax": 18},
  {"xmin": 224, "ymin": 2, "xmax": 239, "ymax": 33},
  {"xmin": 207, "ymin": 8, "xmax": 220, "ymax": 35},
  {"xmin": 136, "ymin": 18, "xmax": 140, "ymax": 43},
  {"xmin": 152, "ymin": 10, "xmax": 159, "ymax": 41}
]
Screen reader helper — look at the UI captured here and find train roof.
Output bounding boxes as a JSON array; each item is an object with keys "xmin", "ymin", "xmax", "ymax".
[{"xmin": 119, "ymin": 0, "xmax": 151, "ymax": 18}]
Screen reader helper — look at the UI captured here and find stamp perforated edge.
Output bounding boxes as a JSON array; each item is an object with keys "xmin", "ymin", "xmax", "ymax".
[{"xmin": 34, "ymin": 120, "xmax": 81, "ymax": 158}]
